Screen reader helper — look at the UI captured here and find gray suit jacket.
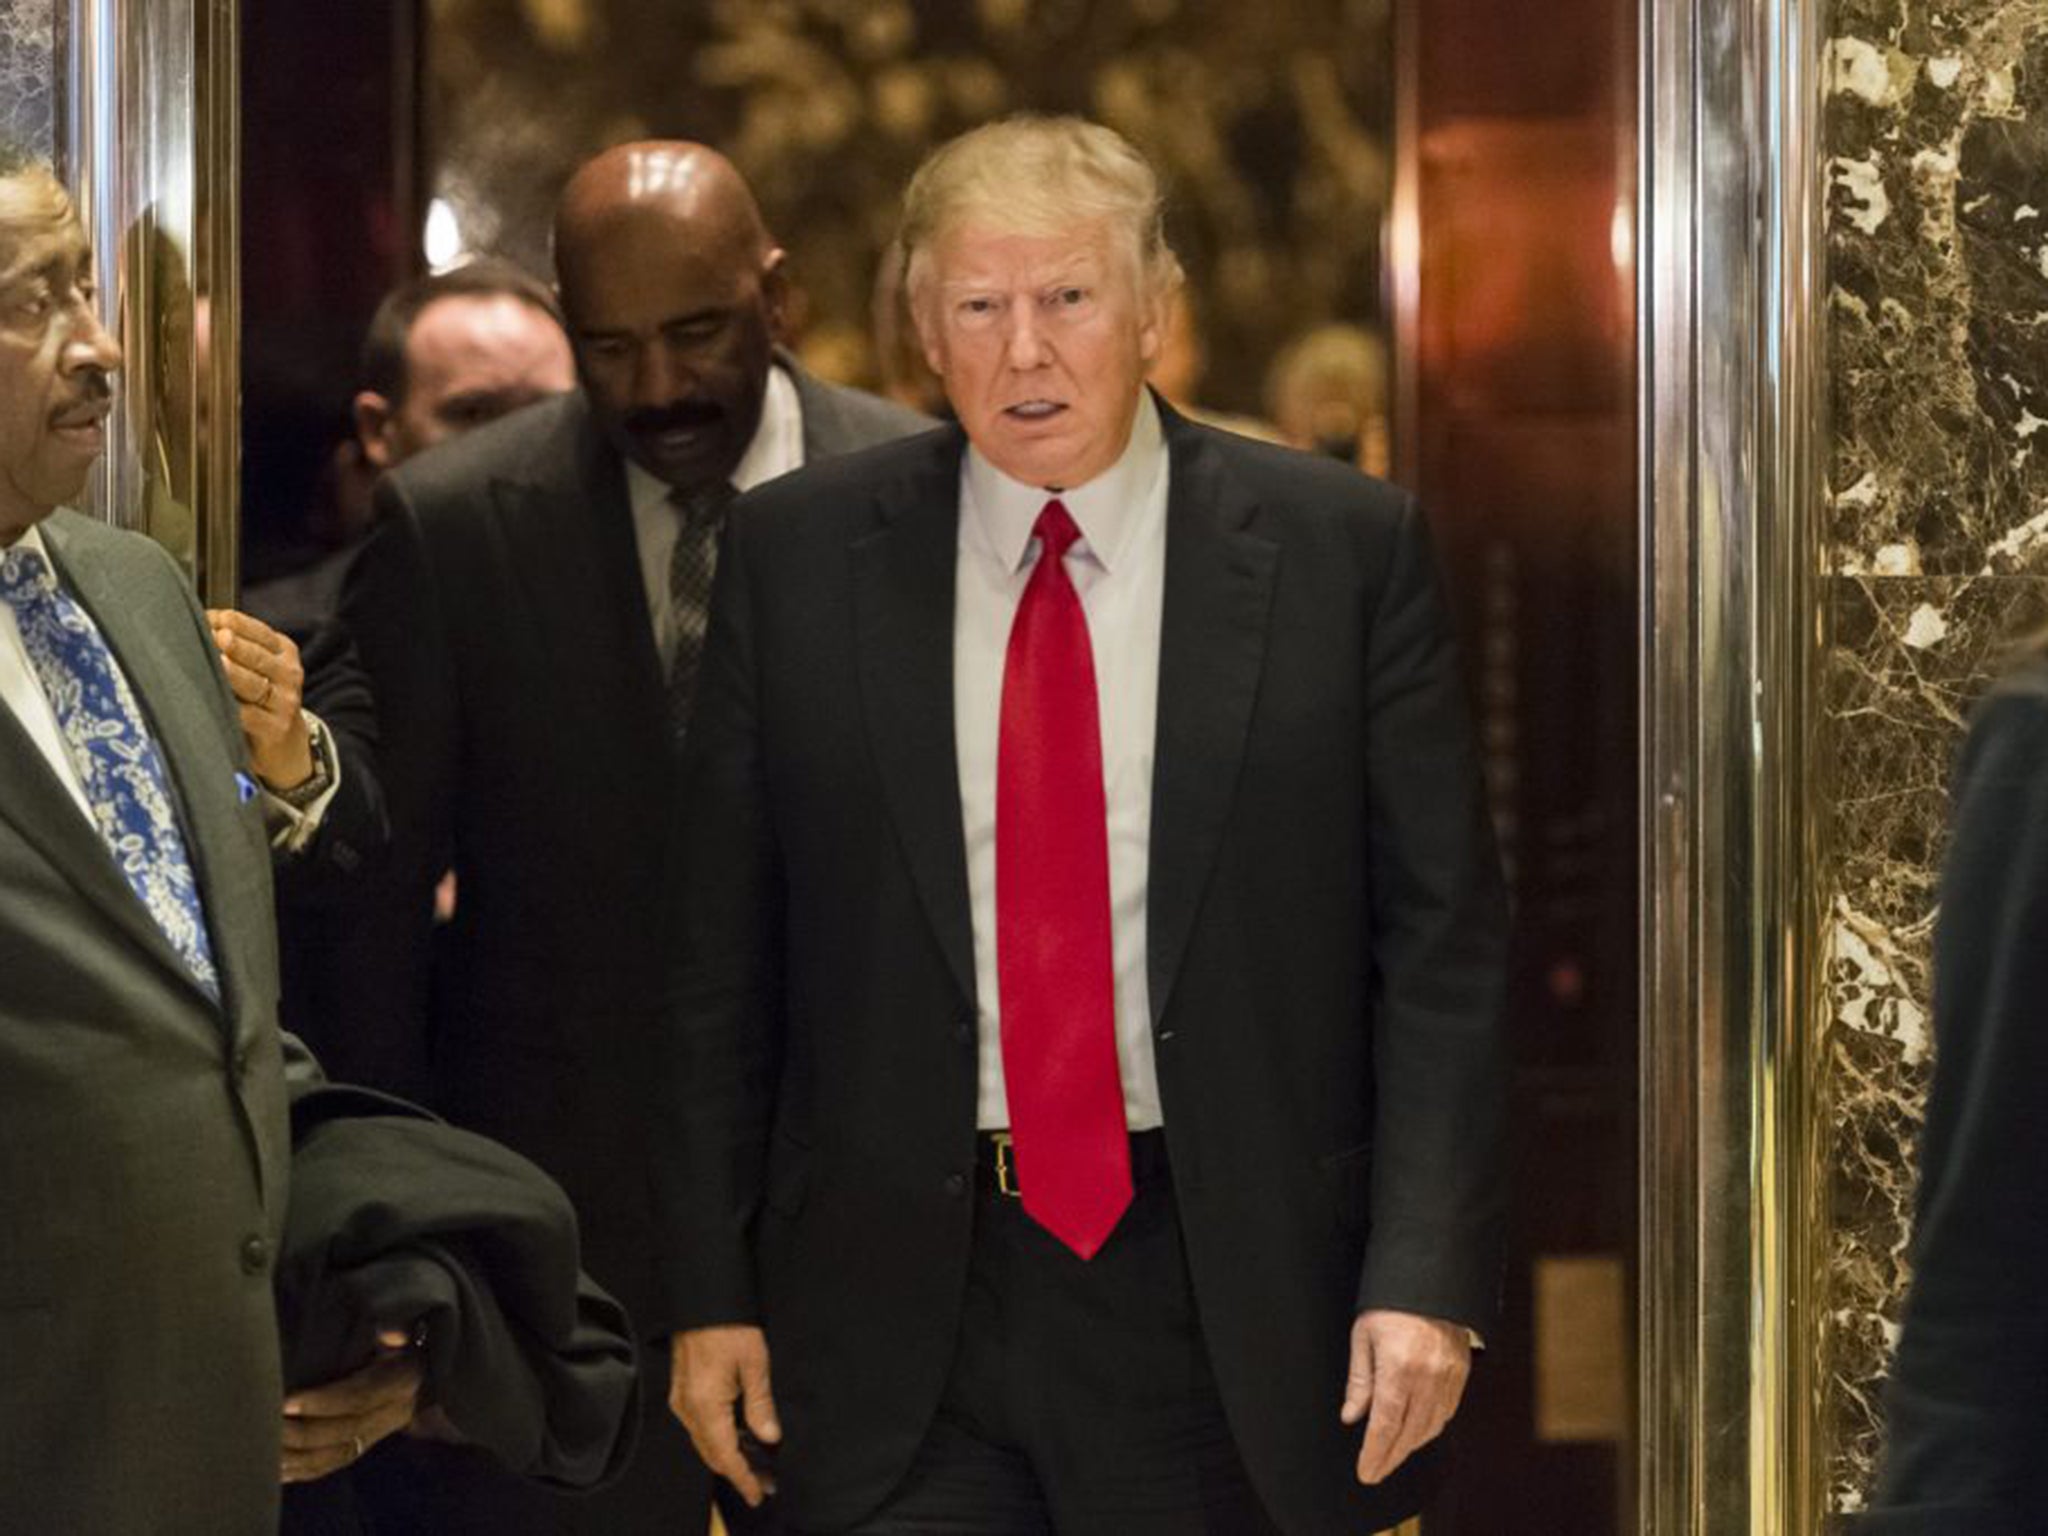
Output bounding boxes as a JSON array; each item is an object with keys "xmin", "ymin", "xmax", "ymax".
[{"xmin": 0, "ymin": 510, "xmax": 294, "ymax": 1534}]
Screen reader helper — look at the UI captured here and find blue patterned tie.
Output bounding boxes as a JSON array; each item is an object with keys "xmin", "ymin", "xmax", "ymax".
[{"xmin": 0, "ymin": 544, "xmax": 221, "ymax": 1001}]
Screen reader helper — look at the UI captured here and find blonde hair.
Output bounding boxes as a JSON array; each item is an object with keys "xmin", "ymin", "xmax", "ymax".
[{"xmin": 898, "ymin": 115, "xmax": 1183, "ymax": 317}]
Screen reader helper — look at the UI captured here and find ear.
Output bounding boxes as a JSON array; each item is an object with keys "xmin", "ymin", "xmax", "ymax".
[
  {"xmin": 1137, "ymin": 283, "xmax": 1169, "ymax": 368},
  {"xmin": 352, "ymin": 391, "xmax": 396, "ymax": 471},
  {"xmin": 760, "ymin": 248, "xmax": 792, "ymax": 343}
]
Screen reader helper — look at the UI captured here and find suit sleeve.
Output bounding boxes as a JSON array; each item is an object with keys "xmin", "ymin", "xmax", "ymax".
[
  {"xmin": 318, "ymin": 477, "xmax": 463, "ymax": 1100},
  {"xmin": 646, "ymin": 509, "xmax": 783, "ymax": 1329},
  {"xmin": 1355, "ymin": 495, "xmax": 1511, "ymax": 1334},
  {"xmin": 1864, "ymin": 678, "xmax": 2048, "ymax": 1529},
  {"xmin": 271, "ymin": 621, "xmax": 391, "ymax": 905}
]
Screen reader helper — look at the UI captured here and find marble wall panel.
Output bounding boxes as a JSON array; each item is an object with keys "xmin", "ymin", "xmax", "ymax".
[
  {"xmin": 1829, "ymin": 2, "xmax": 2048, "ymax": 575},
  {"xmin": 1825, "ymin": 0, "xmax": 2048, "ymax": 1509},
  {"xmin": 0, "ymin": 0, "xmax": 55, "ymax": 158}
]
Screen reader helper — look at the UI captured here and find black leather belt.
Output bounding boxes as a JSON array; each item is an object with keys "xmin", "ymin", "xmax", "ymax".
[{"xmin": 975, "ymin": 1129, "xmax": 1169, "ymax": 1198}]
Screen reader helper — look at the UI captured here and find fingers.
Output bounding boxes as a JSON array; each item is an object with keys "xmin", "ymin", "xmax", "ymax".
[
  {"xmin": 680, "ymin": 1378, "xmax": 762, "ymax": 1506},
  {"xmin": 281, "ymin": 1351, "xmax": 425, "ymax": 1484},
  {"xmin": 1348, "ymin": 1311, "xmax": 1472, "ymax": 1486},
  {"xmin": 739, "ymin": 1348, "xmax": 782, "ymax": 1445},
  {"xmin": 1355, "ymin": 1381, "xmax": 1411, "ymax": 1485},
  {"xmin": 672, "ymin": 1327, "xmax": 774, "ymax": 1508},
  {"xmin": 208, "ymin": 609, "xmax": 304, "ymax": 717},
  {"xmin": 1340, "ymin": 1319, "xmax": 1374, "ymax": 1426}
]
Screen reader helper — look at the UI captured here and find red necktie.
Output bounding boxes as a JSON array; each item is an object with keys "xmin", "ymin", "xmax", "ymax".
[{"xmin": 997, "ymin": 498, "xmax": 1132, "ymax": 1259}]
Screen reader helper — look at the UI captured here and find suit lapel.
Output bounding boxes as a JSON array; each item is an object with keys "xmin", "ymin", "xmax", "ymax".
[
  {"xmin": 850, "ymin": 429, "xmax": 978, "ymax": 1013},
  {"xmin": 41, "ymin": 516, "xmax": 251, "ymax": 1014},
  {"xmin": 0, "ymin": 684, "xmax": 178, "ymax": 957},
  {"xmin": 493, "ymin": 398, "xmax": 668, "ymax": 769},
  {"xmin": 1146, "ymin": 411, "xmax": 1278, "ymax": 1026}
]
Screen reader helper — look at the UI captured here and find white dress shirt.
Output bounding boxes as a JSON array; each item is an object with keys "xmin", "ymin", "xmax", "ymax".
[
  {"xmin": 0, "ymin": 524, "xmax": 338, "ymax": 849},
  {"xmin": 628, "ymin": 362, "xmax": 805, "ymax": 671},
  {"xmin": 957, "ymin": 393, "xmax": 1169, "ymax": 1132}
]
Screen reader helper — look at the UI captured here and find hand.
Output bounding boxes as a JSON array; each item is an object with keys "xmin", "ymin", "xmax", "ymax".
[
  {"xmin": 1339, "ymin": 1309, "xmax": 1471, "ymax": 1485},
  {"xmin": 206, "ymin": 608, "xmax": 313, "ymax": 791},
  {"xmin": 671, "ymin": 1326, "xmax": 780, "ymax": 1507},
  {"xmin": 280, "ymin": 1327, "xmax": 425, "ymax": 1484}
]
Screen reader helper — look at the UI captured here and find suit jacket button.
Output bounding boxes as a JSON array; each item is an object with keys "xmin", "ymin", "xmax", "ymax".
[
  {"xmin": 943, "ymin": 1172, "xmax": 967, "ymax": 1198},
  {"xmin": 239, "ymin": 1235, "xmax": 270, "ymax": 1275},
  {"xmin": 231, "ymin": 1043, "xmax": 252, "ymax": 1077},
  {"xmin": 954, "ymin": 1018, "xmax": 973, "ymax": 1046}
]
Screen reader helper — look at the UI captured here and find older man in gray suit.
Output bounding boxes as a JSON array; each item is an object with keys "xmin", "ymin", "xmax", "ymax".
[{"xmin": 0, "ymin": 151, "xmax": 421, "ymax": 1532}]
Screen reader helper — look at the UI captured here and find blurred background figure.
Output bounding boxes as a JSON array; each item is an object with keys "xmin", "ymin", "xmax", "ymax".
[
  {"xmin": 353, "ymin": 257, "xmax": 574, "ymax": 472},
  {"xmin": 263, "ymin": 256, "xmax": 574, "ymax": 1098},
  {"xmin": 1265, "ymin": 321, "xmax": 1392, "ymax": 478},
  {"xmin": 1857, "ymin": 644, "xmax": 2048, "ymax": 1533},
  {"xmin": 243, "ymin": 258, "xmax": 573, "ymax": 638}
]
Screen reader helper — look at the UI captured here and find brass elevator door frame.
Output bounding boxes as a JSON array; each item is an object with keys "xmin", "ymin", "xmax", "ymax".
[
  {"xmin": 1638, "ymin": 0, "xmax": 1828, "ymax": 1530},
  {"xmin": 60, "ymin": 0, "xmax": 240, "ymax": 601}
]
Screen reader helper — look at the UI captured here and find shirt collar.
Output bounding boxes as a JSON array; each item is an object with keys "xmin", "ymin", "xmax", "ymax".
[
  {"xmin": 624, "ymin": 360, "xmax": 805, "ymax": 518},
  {"xmin": 2, "ymin": 523, "xmax": 55, "ymax": 571},
  {"xmin": 963, "ymin": 391, "xmax": 1165, "ymax": 575}
]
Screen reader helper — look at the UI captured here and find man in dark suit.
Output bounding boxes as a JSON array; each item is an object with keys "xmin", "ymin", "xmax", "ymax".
[
  {"xmin": 0, "ymin": 152, "xmax": 422, "ymax": 1531},
  {"xmin": 337, "ymin": 141, "xmax": 928, "ymax": 1532},
  {"xmin": 660, "ymin": 116, "xmax": 1510, "ymax": 1535},
  {"xmin": 244, "ymin": 258, "xmax": 579, "ymax": 1087}
]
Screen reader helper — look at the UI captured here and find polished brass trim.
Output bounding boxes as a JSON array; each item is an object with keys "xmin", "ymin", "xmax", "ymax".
[
  {"xmin": 1640, "ymin": 0, "xmax": 1828, "ymax": 1529},
  {"xmin": 1387, "ymin": 0, "xmax": 1421, "ymax": 492},
  {"xmin": 60, "ymin": 0, "xmax": 239, "ymax": 603}
]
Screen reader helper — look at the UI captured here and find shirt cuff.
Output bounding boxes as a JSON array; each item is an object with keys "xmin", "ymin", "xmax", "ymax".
[{"xmin": 264, "ymin": 710, "xmax": 342, "ymax": 853}]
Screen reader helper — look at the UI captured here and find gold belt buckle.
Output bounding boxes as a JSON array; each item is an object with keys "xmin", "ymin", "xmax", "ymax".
[{"xmin": 992, "ymin": 1132, "xmax": 1020, "ymax": 1197}]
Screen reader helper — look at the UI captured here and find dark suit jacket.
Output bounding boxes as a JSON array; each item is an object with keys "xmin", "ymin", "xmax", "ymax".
[
  {"xmin": 651, "ymin": 403, "xmax": 1511, "ymax": 1535},
  {"xmin": 0, "ymin": 511, "xmax": 295, "ymax": 1534},
  {"xmin": 278, "ymin": 1094, "xmax": 640, "ymax": 1479},
  {"xmin": 331, "ymin": 365, "xmax": 929, "ymax": 1335},
  {"xmin": 1857, "ymin": 658, "xmax": 2048, "ymax": 1534}
]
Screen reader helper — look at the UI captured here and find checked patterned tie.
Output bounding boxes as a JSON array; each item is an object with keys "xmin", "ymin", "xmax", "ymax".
[
  {"xmin": 0, "ymin": 545, "xmax": 220, "ymax": 1001},
  {"xmin": 666, "ymin": 480, "xmax": 737, "ymax": 739}
]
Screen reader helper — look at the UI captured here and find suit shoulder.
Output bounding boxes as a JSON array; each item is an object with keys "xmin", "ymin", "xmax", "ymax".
[
  {"xmin": 800, "ymin": 373, "xmax": 936, "ymax": 450},
  {"xmin": 738, "ymin": 424, "xmax": 958, "ymax": 530},
  {"xmin": 46, "ymin": 509, "xmax": 193, "ymax": 590},
  {"xmin": 1188, "ymin": 421, "xmax": 1413, "ymax": 533},
  {"xmin": 1959, "ymin": 656, "xmax": 2048, "ymax": 783},
  {"xmin": 385, "ymin": 392, "xmax": 586, "ymax": 516}
]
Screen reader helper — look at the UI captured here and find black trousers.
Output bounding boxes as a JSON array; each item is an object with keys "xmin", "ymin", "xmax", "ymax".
[{"xmin": 811, "ymin": 1138, "xmax": 1283, "ymax": 1536}]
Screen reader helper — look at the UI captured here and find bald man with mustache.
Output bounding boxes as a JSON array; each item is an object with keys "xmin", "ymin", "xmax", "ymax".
[{"xmin": 336, "ymin": 142, "xmax": 929, "ymax": 1533}]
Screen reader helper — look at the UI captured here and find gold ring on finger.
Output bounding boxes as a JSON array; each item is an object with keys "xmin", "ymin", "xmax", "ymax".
[
  {"xmin": 351, "ymin": 1434, "xmax": 363, "ymax": 1460},
  {"xmin": 258, "ymin": 676, "xmax": 274, "ymax": 708}
]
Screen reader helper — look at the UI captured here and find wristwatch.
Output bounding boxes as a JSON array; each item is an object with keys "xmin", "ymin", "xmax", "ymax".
[{"xmin": 274, "ymin": 713, "xmax": 336, "ymax": 811}]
